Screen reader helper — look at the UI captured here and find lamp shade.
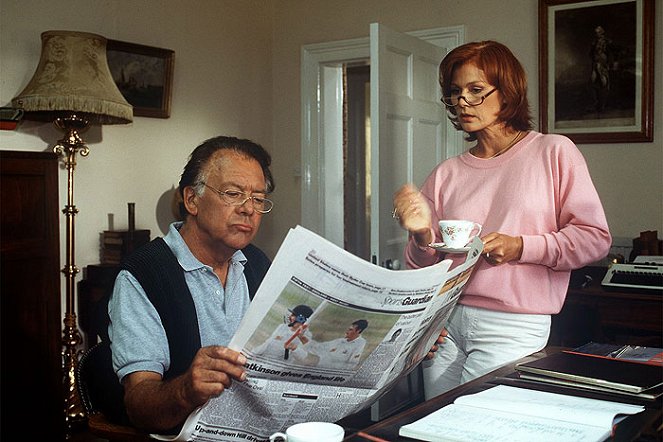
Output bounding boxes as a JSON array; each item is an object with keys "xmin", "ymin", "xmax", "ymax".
[{"xmin": 12, "ymin": 30, "xmax": 133, "ymax": 125}]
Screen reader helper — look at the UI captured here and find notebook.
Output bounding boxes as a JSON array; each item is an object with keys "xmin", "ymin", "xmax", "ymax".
[
  {"xmin": 515, "ymin": 351, "xmax": 663, "ymax": 394},
  {"xmin": 398, "ymin": 385, "xmax": 644, "ymax": 442}
]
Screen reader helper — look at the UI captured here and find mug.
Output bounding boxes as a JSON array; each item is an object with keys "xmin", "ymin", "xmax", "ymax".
[
  {"xmin": 438, "ymin": 220, "xmax": 482, "ymax": 248},
  {"xmin": 269, "ymin": 422, "xmax": 344, "ymax": 442}
]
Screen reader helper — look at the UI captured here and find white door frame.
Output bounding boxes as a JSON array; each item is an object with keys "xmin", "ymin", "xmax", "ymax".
[{"xmin": 300, "ymin": 26, "xmax": 465, "ymax": 243}]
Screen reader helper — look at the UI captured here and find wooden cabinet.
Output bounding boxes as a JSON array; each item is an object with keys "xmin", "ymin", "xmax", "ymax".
[
  {"xmin": 1, "ymin": 150, "xmax": 64, "ymax": 439},
  {"xmin": 550, "ymin": 266, "xmax": 662, "ymax": 348}
]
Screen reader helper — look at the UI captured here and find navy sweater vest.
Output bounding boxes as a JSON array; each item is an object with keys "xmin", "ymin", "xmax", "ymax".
[{"xmin": 85, "ymin": 238, "xmax": 270, "ymax": 433}]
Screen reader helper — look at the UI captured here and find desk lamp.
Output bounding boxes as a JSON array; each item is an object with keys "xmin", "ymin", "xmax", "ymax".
[{"xmin": 12, "ymin": 30, "xmax": 133, "ymax": 434}]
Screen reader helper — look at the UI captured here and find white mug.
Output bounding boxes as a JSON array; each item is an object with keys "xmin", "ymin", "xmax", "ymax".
[
  {"xmin": 438, "ymin": 220, "xmax": 482, "ymax": 248},
  {"xmin": 269, "ymin": 422, "xmax": 344, "ymax": 442}
]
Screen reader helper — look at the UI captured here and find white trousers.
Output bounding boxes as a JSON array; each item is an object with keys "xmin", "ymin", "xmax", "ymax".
[{"xmin": 422, "ymin": 304, "xmax": 551, "ymax": 400}]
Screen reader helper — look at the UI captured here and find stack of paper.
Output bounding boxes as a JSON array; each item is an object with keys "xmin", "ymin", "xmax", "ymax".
[
  {"xmin": 514, "ymin": 351, "xmax": 663, "ymax": 399},
  {"xmin": 399, "ymin": 385, "xmax": 644, "ymax": 442}
]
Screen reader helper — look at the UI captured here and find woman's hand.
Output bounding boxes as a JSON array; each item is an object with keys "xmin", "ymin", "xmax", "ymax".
[
  {"xmin": 481, "ymin": 232, "xmax": 523, "ymax": 265},
  {"xmin": 393, "ymin": 184, "xmax": 433, "ymax": 247}
]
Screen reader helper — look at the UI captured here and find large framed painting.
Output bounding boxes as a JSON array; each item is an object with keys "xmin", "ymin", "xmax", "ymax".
[
  {"xmin": 106, "ymin": 40, "xmax": 175, "ymax": 118},
  {"xmin": 539, "ymin": 0, "xmax": 655, "ymax": 143}
]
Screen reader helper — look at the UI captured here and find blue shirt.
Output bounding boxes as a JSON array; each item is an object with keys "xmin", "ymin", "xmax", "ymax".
[{"xmin": 108, "ymin": 222, "xmax": 251, "ymax": 381}]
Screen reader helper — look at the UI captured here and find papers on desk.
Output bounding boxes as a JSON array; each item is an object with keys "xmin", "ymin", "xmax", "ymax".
[
  {"xmin": 398, "ymin": 385, "xmax": 644, "ymax": 442},
  {"xmin": 515, "ymin": 351, "xmax": 663, "ymax": 394},
  {"xmin": 567, "ymin": 341, "xmax": 663, "ymax": 366}
]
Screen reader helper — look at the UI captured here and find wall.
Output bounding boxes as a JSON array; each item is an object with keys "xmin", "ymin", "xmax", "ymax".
[
  {"xmin": 0, "ymin": 0, "xmax": 274, "ymax": 298},
  {"xmin": 268, "ymin": 0, "xmax": 663, "ymax": 259},
  {"xmin": 1, "ymin": 0, "xmax": 662, "ymax": 291}
]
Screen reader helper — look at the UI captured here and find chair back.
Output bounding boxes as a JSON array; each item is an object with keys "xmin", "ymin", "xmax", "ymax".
[{"xmin": 77, "ymin": 342, "xmax": 152, "ymax": 441}]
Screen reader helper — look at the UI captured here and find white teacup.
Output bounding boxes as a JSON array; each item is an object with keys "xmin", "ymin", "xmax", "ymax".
[
  {"xmin": 439, "ymin": 220, "xmax": 482, "ymax": 248},
  {"xmin": 269, "ymin": 422, "xmax": 344, "ymax": 442}
]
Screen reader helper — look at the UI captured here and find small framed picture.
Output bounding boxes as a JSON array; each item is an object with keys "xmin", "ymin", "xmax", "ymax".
[
  {"xmin": 538, "ymin": 0, "xmax": 655, "ymax": 143},
  {"xmin": 106, "ymin": 40, "xmax": 175, "ymax": 118}
]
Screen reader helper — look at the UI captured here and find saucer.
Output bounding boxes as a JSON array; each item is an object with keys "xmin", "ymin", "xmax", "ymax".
[{"xmin": 428, "ymin": 243, "xmax": 471, "ymax": 253}]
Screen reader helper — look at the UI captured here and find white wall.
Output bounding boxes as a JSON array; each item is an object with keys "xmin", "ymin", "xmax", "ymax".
[
  {"xmin": 1, "ymin": 0, "xmax": 274, "ymax": 308},
  {"xmin": 269, "ymin": 0, "xmax": 663, "ymax": 259},
  {"xmin": 1, "ymin": 0, "xmax": 662, "ymax": 302}
]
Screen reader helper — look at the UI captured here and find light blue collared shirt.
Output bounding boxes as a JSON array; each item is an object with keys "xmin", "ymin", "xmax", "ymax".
[{"xmin": 108, "ymin": 222, "xmax": 251, "ymax": 381}]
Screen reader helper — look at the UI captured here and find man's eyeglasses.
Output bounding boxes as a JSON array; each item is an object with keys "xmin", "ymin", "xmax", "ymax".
[
  {"xmin": 441, "ymin": 88, "xmax": 497, "ymax": 107},
  {"xmin": 201, "ymin": 183, "xmax": 274, "ymax": 214}
]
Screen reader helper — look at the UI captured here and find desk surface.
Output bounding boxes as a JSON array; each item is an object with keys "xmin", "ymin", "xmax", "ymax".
[{"xmin": 343, "ymin": 347, "xmax": 662, "ymax": 442}]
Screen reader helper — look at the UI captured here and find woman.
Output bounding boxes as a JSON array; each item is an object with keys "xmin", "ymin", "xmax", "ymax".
[{"xmin": 392, "ymin": 41, "xmax": 611, "ymax": 399}]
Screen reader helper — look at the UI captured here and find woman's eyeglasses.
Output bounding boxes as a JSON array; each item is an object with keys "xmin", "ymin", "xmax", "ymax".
[{"xmin": 441, "ymin": 88, "xmax": 497, "ymax": 107}]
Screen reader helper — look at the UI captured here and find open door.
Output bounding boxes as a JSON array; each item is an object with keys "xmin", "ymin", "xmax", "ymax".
[{"xmin": 370, "ymin": 23, "xmax": 448, "ymax": 267}]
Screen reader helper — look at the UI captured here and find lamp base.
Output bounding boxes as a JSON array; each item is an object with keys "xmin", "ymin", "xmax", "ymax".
[{"xmin": 55, "ymin": 115, "xmax": 90, "ymax": 438}]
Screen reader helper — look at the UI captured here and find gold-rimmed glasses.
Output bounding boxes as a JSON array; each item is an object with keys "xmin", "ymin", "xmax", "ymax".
[
  {"xmin": 441, "ymin": 88, "xmax": 497, "ymax": 107},
  {"xmin": 201, "ymin": 183, "xmax": 273, "ymax": 213}
]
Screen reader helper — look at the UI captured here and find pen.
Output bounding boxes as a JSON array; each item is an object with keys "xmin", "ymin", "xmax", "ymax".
[
  {"xmin": 356, "ymin": 431, "xmax": 390, "ymax": 442},
  {"xmin": 610, "ymin": 345, "xmax": 630, "ymax": 359}
]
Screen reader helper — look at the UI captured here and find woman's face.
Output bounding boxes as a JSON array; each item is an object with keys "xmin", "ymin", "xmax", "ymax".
[{"xmin": 450, "ymin": 62, "xmax": 502, "ymax": 134}]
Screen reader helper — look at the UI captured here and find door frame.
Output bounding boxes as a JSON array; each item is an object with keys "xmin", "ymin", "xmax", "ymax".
[{"xmin": 300, "ymin": 25, "xmax": 465, "ymax": 244}]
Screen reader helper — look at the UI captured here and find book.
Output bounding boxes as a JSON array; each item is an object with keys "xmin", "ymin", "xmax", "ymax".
[
  {"xmin": 566, "ymin": 342, "xmax": 663, "ymax": 366},
  {"xmin": 398, "ymin": 385, "xmax": 644, "ymax": 442},
  {"xmin": 101, "ymin": 229, "xmax": 150, "ymax": 264},
  {"xmin": 498, "ymin": 371, "xmax": 663, "ymax": 402},
  {"xmin": 515, "ymin": 351, "xmax": 663, "ymax": 394}
]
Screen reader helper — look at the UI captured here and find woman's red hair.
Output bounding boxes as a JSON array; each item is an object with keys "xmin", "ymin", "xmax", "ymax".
[{"xmin": 439, "ymin": 41, "xmax": 533, "ymax": 141}]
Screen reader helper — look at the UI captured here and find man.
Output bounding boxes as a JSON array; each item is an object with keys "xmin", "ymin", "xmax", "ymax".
[
  {"xmin": 107, "ymin": 136, "xmax": 274, "ymax": 433},
  {"xmin": 303, "ymin": 320, "xmax": 369, "ymax": 370},
  {"xmin": 252, "ymin": 304, "xmax": 313, "ymax": 362}
]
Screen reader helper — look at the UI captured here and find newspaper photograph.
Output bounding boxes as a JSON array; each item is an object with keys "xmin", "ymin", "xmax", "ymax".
[{"xmin": 154, "ymin": 225, "xmax": 483, "ymax": 441}]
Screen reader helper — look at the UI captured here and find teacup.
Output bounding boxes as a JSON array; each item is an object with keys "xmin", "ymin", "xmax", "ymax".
[
  {"xmin": 269, "ymin": 422, "xmax": 344, "ymax": 442},
  {"xmin": 438, "ymin": 220, "xmax": 482, "ymax": 248}
]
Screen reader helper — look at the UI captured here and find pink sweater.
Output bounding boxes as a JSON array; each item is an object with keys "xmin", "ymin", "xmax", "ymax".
[{"xmin": 405, "ymin": 131, "xmax": 611, "ymax": 314}]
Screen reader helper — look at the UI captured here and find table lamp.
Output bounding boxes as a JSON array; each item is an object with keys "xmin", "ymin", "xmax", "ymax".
[{"xmin": 12, "ymin": 30, "xmax": 133, "ymax": 434}]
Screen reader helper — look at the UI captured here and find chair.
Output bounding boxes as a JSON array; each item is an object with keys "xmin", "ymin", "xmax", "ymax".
[{"xmin": 77, "ymin": 342, "xmax": 152, "ymax": 441}]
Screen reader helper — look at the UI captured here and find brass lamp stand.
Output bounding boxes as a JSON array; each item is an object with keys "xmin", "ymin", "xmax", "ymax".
[
  {"xmin": 55, "ymin": 115, "xmax": 90, "ymax": 430},
  {"xmin": 11, "ymin": 30, "xmax": 133, "ymax": 438}
]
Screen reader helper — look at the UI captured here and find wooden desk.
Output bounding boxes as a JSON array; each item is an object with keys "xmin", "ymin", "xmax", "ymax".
[
  {"xmin": 342, "ymin": 348, "xmax": 662, "ymax": 442},
  {"xmin": 550, "ymin": 267, "xmax": 662, "ymax": 348}
]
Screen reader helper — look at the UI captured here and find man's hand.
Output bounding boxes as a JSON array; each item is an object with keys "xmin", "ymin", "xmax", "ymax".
[
  {"xmin": 425, "ymin": 328, "xmax": 448, "ymax": 360},
  {"xmin": 122, "ymin": 345, "xmax": 247, "ymax": 431},
  {"xmin": 180, "ymin": 346, "xmax": 247, "ymax": 405}
]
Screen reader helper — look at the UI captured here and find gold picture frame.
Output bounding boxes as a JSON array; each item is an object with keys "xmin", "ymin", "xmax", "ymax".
[
  {"xmin": 106, "ymin": 40, "xmax": 174, "ymax": 118},
  {"xmin": 538, "ymin": 0, "xmax": 655, "ymax": 143}
]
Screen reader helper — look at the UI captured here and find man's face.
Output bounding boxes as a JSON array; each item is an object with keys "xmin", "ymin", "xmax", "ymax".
[
  {"xmin": 184, "ymin": 151, "xmax": 267, "ymax": 254},
  {"xmin": 345, "ymin": 325, "xmax": 361, "ymax": 341}
]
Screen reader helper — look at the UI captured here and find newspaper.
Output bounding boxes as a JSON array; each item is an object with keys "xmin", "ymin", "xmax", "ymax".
[{"xmin": 153, "ymin": 225, "xmax": 482, "ymax": 442}]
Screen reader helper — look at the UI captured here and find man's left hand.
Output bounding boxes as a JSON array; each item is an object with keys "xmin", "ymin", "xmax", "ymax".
[{"xmin": 425, "ymin": 327, "xmax": 448, "ymax": 360}]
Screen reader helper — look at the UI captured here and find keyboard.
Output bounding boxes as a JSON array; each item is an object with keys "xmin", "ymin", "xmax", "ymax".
[{"xmin": 601, "ymin": 263, "xmax": 663, "ymax": 292}]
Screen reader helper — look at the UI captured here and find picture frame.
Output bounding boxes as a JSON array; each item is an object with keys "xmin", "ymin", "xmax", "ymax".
[
  {"xmin": 106, "ymin": 40, "xmax": 175, "ymax": 118},
  {"xmin": 538, "ymin": 0, "xmax": 655, "ymax": 143}
]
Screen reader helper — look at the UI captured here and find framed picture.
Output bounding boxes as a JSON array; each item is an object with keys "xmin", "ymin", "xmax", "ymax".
[
  {"xmin": 538, "ymin": 0, "xmax": 655, "ymax": 143},
  {"xmin": 106, "ymin": 40, "xmax": 174, "ymax": 118}
]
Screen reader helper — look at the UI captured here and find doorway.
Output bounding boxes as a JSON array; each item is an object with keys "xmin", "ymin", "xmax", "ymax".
[
  {"xmin": 301, "ymin": 25, "xmax": 465, "ymax": 261},
  {"xmin": 345, "ymin": 64, "xmax": 371, "ymax": 260}
]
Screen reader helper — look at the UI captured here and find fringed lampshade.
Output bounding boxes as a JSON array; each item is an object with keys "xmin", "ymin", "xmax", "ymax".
[{"xmin": 12, "ymin": 30, "xmax": 133, "ymax": 124}]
